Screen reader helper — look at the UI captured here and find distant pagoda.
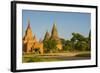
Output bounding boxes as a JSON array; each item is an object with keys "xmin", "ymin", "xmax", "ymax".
[
  {"xmin": 51, "ymin": 22, "xmax": 59, "ymax": 40},
  {"xmin": 43, "ymin": 31, "xmax": 50, "ymax": 41},
  {"xmin": 44, "ymin": 22, "xmax": 62, "ymax": 50},
  {"xmin": 51, "ymin": 22, "xmax": 61, "ymax": 43}
]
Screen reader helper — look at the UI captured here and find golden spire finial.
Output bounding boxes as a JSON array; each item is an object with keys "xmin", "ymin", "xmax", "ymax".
[
  {"xmin": 27, "ymin": 18, "xmax": 30, "ymax": 28},
  {"xmin": 53, "ymin": 20, "xmax": 56, "ymax": 25}
]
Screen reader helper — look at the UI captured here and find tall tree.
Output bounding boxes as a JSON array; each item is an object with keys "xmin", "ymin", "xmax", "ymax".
[
  {"xmin": 43, "ymin": 39, "xmax": 57, "ymax": 53},
  {"xmin": 71, "ymin": 32, "xmax": 90, "ymax": 51}
]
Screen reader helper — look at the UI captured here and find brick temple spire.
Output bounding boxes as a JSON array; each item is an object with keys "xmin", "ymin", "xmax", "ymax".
[
  {"xmin": 44, "ymin": 31, "xmax": 50, "ymax": 41},
  {"xmin": 25, "ymin": 18, "xmax": 33, "ymax": 39},
  {"xmin": 27, "ymin": 18, "xmax": 30, "ymax": 28},
  {"xmin": 51, "ymin": 21, "xmax": 59, "ymax": 39}
]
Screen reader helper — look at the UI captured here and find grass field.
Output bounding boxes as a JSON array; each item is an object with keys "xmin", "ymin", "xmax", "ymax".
[{"xmin": 22, "ymin": 51, "xmax": 91, "ymax": 63}]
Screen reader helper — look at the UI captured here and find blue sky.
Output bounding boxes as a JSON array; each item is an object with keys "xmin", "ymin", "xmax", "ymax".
[{"xmin": 22, "ymin": 10, "xmax": 91, "ymax": 40}]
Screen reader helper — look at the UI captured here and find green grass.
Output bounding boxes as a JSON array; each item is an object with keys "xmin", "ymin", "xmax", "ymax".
[
  {"xmin": 22, "ymin": 56, "xmax": 63, "ymax": 63},
  {"xmin": 22, "ymin": 51, "xmax": 91, "ymax": 63}
]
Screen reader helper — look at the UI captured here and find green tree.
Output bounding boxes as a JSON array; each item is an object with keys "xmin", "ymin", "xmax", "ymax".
[
  {"xmin": 88, "ymin": 30, "xmax": 91, "ymax": 51},
  {"xmin": 63, "ymin": 40, "xmax": 74, "ymax": 51},
  {"xmin": 43, "ymin": 39, "xmax": 57, "ymax": 53},
  {"xmin": 89, "ymin": 30, "xmax": 91, "ymax": 41},
  {"xmin": 71, "ymin": 32, "xmax": 85, "ymax": 42},
  {"xmin": 60, "ymin": 38, "xmax": 66, "ymax": 45},
  {"xmin": 71, "ymin": 32, "xmax": 90, "ymax": 51}
]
